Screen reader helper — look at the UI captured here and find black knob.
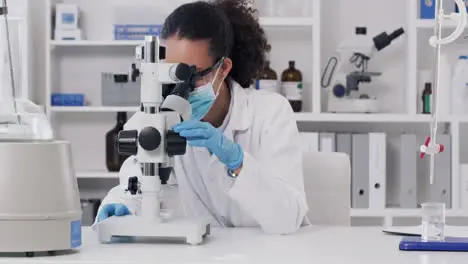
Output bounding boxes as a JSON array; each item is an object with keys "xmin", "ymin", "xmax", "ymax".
[
  {"xmin": 138, "ymin": 127, "xmax": 161, "ymax": 151},
  {"xmin": 166, "ymin": 130, "xmax": 187, "ymax": 156},
  {"xmin": 125, "ymin": 176, "xmax": 140, "ymax": 195},
  {"xmin": 159, "ymin": 167, "xmax": 172, "ymax": 185},
  {"xmin": 117, "ymin": 130, "xmax": 138, "ymax": 155}
]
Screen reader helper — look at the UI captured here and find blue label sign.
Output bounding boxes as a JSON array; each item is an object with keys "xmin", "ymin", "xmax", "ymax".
[{"xmin": 71, "ymin": 220, "xmax": 82, "ymax": 248}]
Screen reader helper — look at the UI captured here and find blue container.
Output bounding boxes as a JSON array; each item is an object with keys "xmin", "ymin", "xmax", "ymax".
[
  {"xmin": 420, "ymin": 0, "xmax": 436, "ymax": 19},
  {"xmin": 51, "ymin": 93, "xmax": 85, "ymax": 106},
  {"xmin": 114, "ymin": 24, "xmax": 162, "ymax": 40}
]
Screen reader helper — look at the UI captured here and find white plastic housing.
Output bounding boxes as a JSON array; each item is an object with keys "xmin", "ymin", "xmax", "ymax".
[
  {"xmin": 328, "ymin": 97, "xmax": 379, "ymax": 113},
  {"xmin": 141, "ymin": 176, "xmax": 161, "ymax": 222},
  {"xmin": 0, "ymin": 141, "xmax": 82, "ymax": 253},
  {"xmin": 55, "ymin": 4, "xmax": 79, "ymax": 30},
  {"xmin": 95, "ymin": 215, "xmax": 210, "ymax": 245},
  {"xmin": 157, "ymin": 63, "xmax": 183, "ymax": 84},
  {"xmin": 141, "ymin": 62, "xmax": 161, "ymax": 106},
  {"xmin": 161, "ymin": 95, "xmax": 192, "ymax": 121}
]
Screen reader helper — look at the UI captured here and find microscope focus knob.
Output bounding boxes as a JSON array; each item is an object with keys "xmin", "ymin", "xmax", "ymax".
[
  {"xmin": 126, "ymin": 176, "xmax": 140, "ymax": 195},
  {"xmin": 117, "ymin": 130, "xmax": 138, "ymax": 155},
  {"xmin": 166, "ymin": 130, "xmax": 187, "ymax": 156},
  {"xmin": 333, "ymin": 84, "xmax": 346, "ymax": 98},
  {"xmin": 139, "ymin": 127, "xmax": 162, "ymax": 151}
]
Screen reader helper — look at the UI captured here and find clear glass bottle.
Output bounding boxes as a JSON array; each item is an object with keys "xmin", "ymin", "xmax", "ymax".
[
  {"xmin": 106, "ymin": 112, "xmax": 129, "ymax": 172},
  {"xmin": 281, "ymin": 60, "xmax": 303, "ymax": 112},
  {"xmin": 256, "ymin": 60, "xmax": 278, "ymax": 93}
]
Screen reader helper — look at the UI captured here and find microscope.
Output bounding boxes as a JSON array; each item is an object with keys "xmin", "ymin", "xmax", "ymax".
[
  {"xmin": 321, "ymin": 26, "xmax": 405, "ymax": 113},
  {"xmin": 95, "ymin": 36, "xmax": 210, "ymax": 245}
]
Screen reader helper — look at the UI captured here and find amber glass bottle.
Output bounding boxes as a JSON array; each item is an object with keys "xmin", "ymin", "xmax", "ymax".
[
  {"xmin": 256, "ymin": 60, "xmax": 278, "ymax": 93},
  {"xmin": 281, "ymin": 60, "xmax": 303, "ymax": 112},
  {"xmin": 106, "ymin": 112, "xmax": 128, "ymax": 172}
]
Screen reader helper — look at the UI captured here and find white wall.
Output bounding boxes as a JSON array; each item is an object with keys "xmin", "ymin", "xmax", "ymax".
[
  {"xmin": 30, "ymin": 0, "xmax": 47, "ymax": 104},
  {"xmin": 0, "ymin": 0, "xmax": 32, "ymax": 99}
]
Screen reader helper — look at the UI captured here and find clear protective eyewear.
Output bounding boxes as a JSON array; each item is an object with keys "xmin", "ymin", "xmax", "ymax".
[{"xmin": 193, "ymin": 58, "xmax": 225, "ymax": 88}]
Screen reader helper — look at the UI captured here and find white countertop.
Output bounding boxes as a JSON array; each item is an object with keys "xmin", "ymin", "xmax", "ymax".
[{"xmin": 1, "ymin": 226, "xmax": 467, "ymax": 263}]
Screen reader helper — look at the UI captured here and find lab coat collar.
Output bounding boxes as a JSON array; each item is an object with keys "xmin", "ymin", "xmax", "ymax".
[
  {"xmin": 226, "ymin": 79, "xmax": 251, "ymax": 132},
  {"xmin": 195, "ymin": 80, "xmax": 250, "ymax": 159}
]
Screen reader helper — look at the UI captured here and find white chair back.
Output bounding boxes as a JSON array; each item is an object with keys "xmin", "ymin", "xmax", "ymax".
[{"xmin": 302, "ymin": 152, "xmax": 351, "ymax": 226}]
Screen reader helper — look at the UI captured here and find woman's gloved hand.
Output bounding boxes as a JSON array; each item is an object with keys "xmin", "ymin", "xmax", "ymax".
[
  {"xmin": 96, "ymin": 203, "xmax": 131, "ymax": 222},
  {"xmin": 173, "ymin": 120, "xmax": 243, "ymax": 170}
]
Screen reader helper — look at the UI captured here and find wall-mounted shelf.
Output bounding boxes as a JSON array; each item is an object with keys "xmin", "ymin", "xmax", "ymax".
[
  {"xmin": 295, "ymin": 113, "xmax": 451, "ymax": 123},
  {"xmin": 351, "ymin": 208, "xmax": 468, "ymax": 217},
  {"xmin": 259, "ymin": 17, "xmax": 314, "ymax": 27},
  {"xmin": 50, "ymin": 108, "xmax": 452, "ymax": 123},
  {"xmin": 49, "ymin": 17, "xmax": 315, "ymax": 49},
  {"xmin": 76, "ymin": 171, "xmax": 119, "ymax": 179},
  {"xmin": 415, "ymin": 19, "xmax": 468, "ymax": 29},
  {"xmin": 50, "ymin": 40, "xmax": 143, "ymax": 47},
  {"xmin": 50, "ymin": 106, "xmax": 139, "ymax": 112}
]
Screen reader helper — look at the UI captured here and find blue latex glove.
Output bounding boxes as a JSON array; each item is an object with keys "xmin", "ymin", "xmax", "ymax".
[
  {"xmin": 173, "ymin": 120, "xmax": 243, "ymax": 170},
  {"xmin": 96, "ymin": 203, "xmax": 131, "ymax": 223}
]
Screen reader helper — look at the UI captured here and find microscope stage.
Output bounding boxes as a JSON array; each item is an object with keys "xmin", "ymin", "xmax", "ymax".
[{"xmin": 95, "ymin": 215, "xmax": 211, "ymax": 245}]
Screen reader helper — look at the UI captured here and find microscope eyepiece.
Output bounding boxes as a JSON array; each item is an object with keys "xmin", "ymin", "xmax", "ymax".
[
  {"xmin": 162, "ymin": 63, "xmax": 198, "ymax": 100},
  {"xmin": 373, "ymin": 27, "xmax": 405, "ymax": 51},
  {"xmin": 174, "ymin": 63, "xmax": 194, "ymax": 81}
]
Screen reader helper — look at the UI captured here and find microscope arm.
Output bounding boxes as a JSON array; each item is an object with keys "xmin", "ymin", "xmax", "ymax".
[{"xmin": 160, "ymin": 95, "xmax": 192, "ymax": 123}]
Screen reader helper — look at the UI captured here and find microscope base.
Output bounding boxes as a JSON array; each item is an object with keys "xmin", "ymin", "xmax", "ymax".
[
  {"xmin": 95, "ymin": 215, "xmax": 211, "ymax": 245},
  {"xmin": 327, "ymin": 98, "xmax": 379, "ymax": 113}
]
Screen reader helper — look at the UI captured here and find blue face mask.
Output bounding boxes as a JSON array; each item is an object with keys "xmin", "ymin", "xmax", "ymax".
[{"xmin": 188, "ymin": 64, "xmax": 222, "ymax": 121}]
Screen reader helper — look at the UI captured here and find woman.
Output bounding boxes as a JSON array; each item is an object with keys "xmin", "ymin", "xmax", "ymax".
[{"xmin": 96, "ymin": 0, "xmax": 308, "ymax": 235}]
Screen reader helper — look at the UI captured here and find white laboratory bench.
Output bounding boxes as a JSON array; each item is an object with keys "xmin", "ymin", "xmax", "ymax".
[{"xmin": 0, "ymin": 226, "xmax": 467, "ymax": 263}]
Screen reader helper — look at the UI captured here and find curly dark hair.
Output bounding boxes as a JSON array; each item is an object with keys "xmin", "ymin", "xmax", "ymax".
[{"xmin": 161, "ymin": 0, "xmax": 270, "ymax": 88}]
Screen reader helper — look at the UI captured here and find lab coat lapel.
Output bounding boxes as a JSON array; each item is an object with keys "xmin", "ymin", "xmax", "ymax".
[
  {"xmin": 227, "ymin": 81, "xmax": 251, "ymax": 133},
  {"xmin": 208, "ymin": 81, "xmax": 251, "ymax": 166}
]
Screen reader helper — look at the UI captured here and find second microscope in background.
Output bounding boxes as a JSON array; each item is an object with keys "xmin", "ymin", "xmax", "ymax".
[{"xmin": 321, "ymin": 26, "xmax": 405, "ymax": 113}]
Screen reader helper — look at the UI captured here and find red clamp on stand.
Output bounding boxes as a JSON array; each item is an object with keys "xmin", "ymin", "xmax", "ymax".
[{"xmin": 420, "ymin": 136, "xmax": 445, "ymax": 159}]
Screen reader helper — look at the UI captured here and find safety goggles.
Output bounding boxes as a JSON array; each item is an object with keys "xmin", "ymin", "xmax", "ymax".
[{"xmin": 192, "ymin": 57, "xmax": 225, "ymax": 87}]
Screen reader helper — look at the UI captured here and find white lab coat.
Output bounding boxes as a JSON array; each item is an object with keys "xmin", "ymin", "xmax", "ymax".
[{"xmin": 96, "ymin": 80, "xmax": 309, "ymax": 235}]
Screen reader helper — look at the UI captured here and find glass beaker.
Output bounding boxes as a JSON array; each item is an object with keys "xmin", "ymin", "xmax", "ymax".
[{"xmin": 421, "ymin": 202, "xmax": 446, "ymax": 241}]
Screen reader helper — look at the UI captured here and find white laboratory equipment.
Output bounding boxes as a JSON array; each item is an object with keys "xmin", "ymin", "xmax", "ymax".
[
  {"xmin": 0, "ymin": 0, "xmax": 82, "ymax": 257},
  {"xmin": 450, "ymin": 55, "xmax": 468, "ymax": 114},
  {"xmin": 321, "ymin": 26, "xmax": 405, "ymax": 113},
  {"xmin": 54, "ymin": 4, "xmax": 82, "ymax": 40},
  {"xmin": 94, "ymin": 36, "xmax": 210, "ymax": 245},
  {"xmin": 420, "ymin": 0, "xmax": 467, "ymax": 185}
]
